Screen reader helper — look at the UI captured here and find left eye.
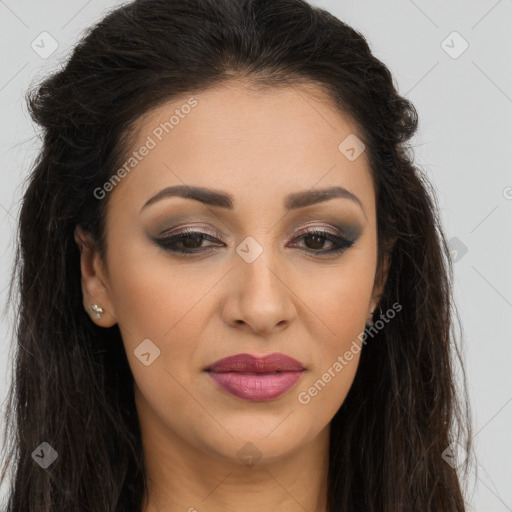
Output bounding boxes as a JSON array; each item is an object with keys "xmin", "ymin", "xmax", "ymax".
[
  {"xmin": 154, "ymin": 228, "xmax": 354, "ymax": 256},
  {"xmin": 289, "ymin": 229, "xmax": 354, "ymax": 255}
]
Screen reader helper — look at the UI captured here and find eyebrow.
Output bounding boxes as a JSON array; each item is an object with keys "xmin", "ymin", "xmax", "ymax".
[{"xmin": 141, "ymin": 185, "xmax": 366, "ymax": 217}]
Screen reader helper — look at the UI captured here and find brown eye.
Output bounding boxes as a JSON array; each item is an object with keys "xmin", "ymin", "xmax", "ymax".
[
  {"xmin": 289, "ymin": 229, "xmax": 355, "ymax": 256},
  {"xmin": 302, "ymin": 232, "xmax": 332, "ymax": 250},
  {"xmin": 154, "ymin": 228, "xmax": 223, "ymax": 254},
  {"xmin": 180, "ymin": 232, "xmax": 206, "ymax": 249}
]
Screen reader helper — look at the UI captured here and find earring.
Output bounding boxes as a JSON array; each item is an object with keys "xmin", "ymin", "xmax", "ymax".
[
  {"xmin": 89, "ymin": 304, "xmax": 104, "ymax": 319},
  {"xmin": 372, "ymin": 306, "xmax": 383, "ymax": 317},
  {"xmin": 367, "ymin": 305, "xmax": 382, "ymax": 327}
]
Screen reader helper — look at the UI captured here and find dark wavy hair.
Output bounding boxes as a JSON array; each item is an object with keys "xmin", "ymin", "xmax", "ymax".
[{"xmin": 1, "ymin": 0, "xmax": 472, "ymax": 510}]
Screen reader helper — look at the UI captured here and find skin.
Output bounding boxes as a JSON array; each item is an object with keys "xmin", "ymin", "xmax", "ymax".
[{"xmin": 75, "ymin": 80, "xmax": 389, "ymax": 512}]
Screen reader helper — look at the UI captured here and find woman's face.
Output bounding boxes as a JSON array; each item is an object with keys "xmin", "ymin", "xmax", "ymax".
[{"xmin": 77, "ymin": 80, "xmax": 387, "ymax": 466}]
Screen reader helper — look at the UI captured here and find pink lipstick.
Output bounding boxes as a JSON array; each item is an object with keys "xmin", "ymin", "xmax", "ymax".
[{"xmin": 205, "ymin": 352, "xmax": 306, "ymax": 401}]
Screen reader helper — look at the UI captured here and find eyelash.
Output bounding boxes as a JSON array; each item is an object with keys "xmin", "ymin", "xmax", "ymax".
[{"xmin": 154, "ymin": 227, "xmax": 355, "ymax": 257}]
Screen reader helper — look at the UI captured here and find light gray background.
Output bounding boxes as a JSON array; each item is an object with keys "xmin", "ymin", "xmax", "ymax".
[{"xmin": 0, "ymin": 1, "xmax": 511, "ymax": 510}]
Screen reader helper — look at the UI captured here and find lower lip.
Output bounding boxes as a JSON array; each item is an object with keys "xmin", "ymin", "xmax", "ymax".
[{"xmin": 206, "ymin": 370, "xmax": 305, "ymax": 401}]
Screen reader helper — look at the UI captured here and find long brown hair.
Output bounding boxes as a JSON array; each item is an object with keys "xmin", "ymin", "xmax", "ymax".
[{"xmin": 1, "ymin": 0, "xmax": 471, "ymax": 510}]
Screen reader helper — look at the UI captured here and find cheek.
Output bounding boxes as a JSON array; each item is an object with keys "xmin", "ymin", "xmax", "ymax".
[
  {"xmin": 292, "ymin": 251, "xmax": 376, "ymax": 418},
  {"xmin": 105, "ymin": 220, "xmax": 208, "ymax": 326},
  {"xmin": 297, "ymin": 247, "xmax": 377, "ymax": 348},
  {"xmin": 292, "ymin": 271, "xmax": 372, "ymax": 429},
  {"xmin": 105, "ymin": 246, "xmax": 209, "ymax": 428},
  {"xmin": 104, "ymin": 236, "xmax": 233, "ymax": 408}
]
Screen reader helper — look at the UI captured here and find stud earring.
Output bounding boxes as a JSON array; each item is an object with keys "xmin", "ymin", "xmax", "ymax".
[
  {"xmin": 367, "ymin": 305, "xmax": 382, "ymax": 327},
  {"xmin": 371, "ymin": 306, "xmax": 383, "ymax": 317},
  {"xmin": 89, "ymin": 304, "xmax": 104, "ymax": 319}
]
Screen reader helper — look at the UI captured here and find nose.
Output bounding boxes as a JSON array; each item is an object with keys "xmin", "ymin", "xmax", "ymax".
[{"xmin": 221, "ymin": 251, "xmax": 296, "ymax": 337}]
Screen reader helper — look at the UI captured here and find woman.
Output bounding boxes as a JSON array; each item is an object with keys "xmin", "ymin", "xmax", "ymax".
[{"xmin": 1, "ymin": 0, "xmax": 471, "ymax": 510}]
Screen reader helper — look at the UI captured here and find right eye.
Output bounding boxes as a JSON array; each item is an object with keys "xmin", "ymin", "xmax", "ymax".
[{"xmin": 154, "ymin": 228, "xmax": 224, "ymax": 254}]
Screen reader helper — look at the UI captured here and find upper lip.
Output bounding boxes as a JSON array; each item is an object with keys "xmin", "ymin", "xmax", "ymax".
[{"xmin": 205, "ymin": 353, "xmax": 305, "ymax": 373}]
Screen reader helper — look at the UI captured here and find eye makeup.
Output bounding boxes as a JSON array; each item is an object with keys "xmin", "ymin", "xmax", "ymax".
[{"xmin": 148, "ymin": 216, "xmax": 363, "ymax": 259}]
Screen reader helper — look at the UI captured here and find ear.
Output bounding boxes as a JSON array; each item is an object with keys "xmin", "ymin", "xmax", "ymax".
[
  {"xmin": 74, "ymin": 225, "xmax": 117, "ymax": 327},
  {"xmin": 367, "ymin": 240, "xmax": 395, "ymax": 323}
]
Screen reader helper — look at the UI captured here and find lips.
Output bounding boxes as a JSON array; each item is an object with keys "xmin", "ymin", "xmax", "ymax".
[
  {"xmin": 205, "ymin": 352, "xmax": 305, "ymax": 373},
  {"xmin": 205, "ymin": 353, "xmax": 306, "ymax": 401}
]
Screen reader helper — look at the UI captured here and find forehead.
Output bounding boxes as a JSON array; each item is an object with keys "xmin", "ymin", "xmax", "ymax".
[{"xmin": 108, "ymin": 80, "xmax": 375, "ymax": 218}]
